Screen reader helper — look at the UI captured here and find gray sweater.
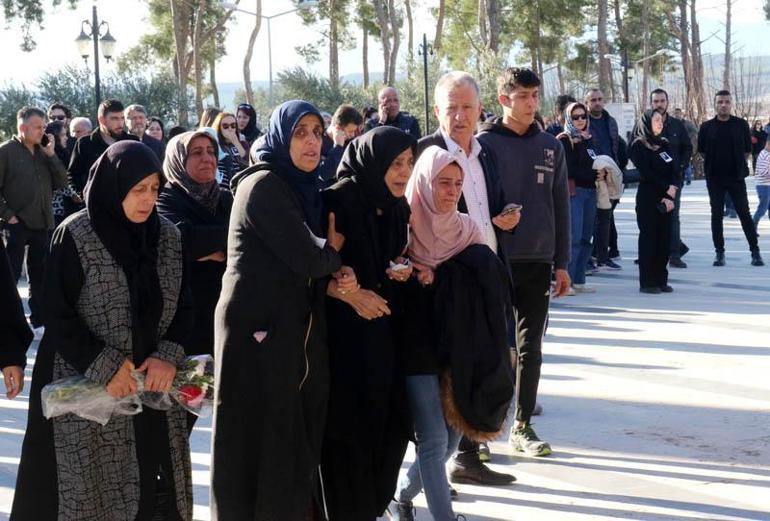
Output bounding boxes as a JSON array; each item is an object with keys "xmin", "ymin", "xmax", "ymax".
[{"xmin": 478, "ymin": 118, "xmax": 571, "ymax": 270}]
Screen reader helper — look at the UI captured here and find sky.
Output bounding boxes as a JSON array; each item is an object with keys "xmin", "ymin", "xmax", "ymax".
[{"xmin": 0, "ymin": 0, "xmax": 767, "ymax": 88}]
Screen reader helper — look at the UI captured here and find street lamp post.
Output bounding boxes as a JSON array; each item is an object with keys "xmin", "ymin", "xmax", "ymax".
[
  {"xmin": 222, "ymin": 1, "xmax": 317, "ymax": 105},
  {"xmin": 418, "ymin": 33, "xmax": 433, "ymax": 133},
  {"xmin": 75, "ymin": 5, "xmax": 116, "ymax": 117}
]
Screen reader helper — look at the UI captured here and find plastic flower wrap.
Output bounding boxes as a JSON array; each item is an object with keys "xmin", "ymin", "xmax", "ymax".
[{"xmin": 41, "ymin": 355, "xmax": 215, "ymax": 425}]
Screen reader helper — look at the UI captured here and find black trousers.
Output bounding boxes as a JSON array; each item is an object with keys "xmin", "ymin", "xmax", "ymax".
[
  {"xmin": 594, "ymin": 199, "xmax": 620, "ymax": 263},
  {"xmin": 706, "ymin": 178, "xmax": 759, "ymax": 253},
  {"xmin": 509, "ymin": 262, "xmax": 551, "ymax": 424},
  {"xmin": 4, "ymin": 222, "xmax": 49, "ymax": 327},
  {"xmin": 636, "ymin": 186, "xmax": 671, "ymax": 289},
  {"xmin": 608, "ymin": 200, "xmax": 620, "ymax": 258}
]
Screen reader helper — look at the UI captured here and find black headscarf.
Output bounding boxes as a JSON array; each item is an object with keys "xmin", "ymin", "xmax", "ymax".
[
  {"xmin": 84, "ymin": 141, "xmax": 165, "ymax": 361},
  {"xmin": 237, "ymin": 103, "xmax": 260, "ymax": 145},
  {"xmin": 336, "ymin": 126, "xmax": 416, "ymax": 260},
  {"xmin": 254, "ymin": 100, "xmax": 326, "ymax": 235},
  {"xmin": 632, "ymin": 109, "xmax": 668, "ymax": 150},
  {"xmin": 163, "ymin": 130, "xmax": 221, "ymax": 213}
]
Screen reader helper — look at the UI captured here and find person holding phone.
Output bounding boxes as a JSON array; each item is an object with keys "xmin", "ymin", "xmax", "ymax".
[
  {"xmin": 213, "ymin": 112, "xmax": 249, "ymax": 189},
  {"xmin": 0, "ymin": 107, "xmax": 68, "ymax": 329},
  {"xmin": 630, "ymin": 110, "xmax": 678, "ymax": 294}
]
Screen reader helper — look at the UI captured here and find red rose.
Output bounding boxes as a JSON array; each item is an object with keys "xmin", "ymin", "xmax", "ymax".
[{"xmin": 179, "ymin": 385, "xmax": 203, "ymax": 403}]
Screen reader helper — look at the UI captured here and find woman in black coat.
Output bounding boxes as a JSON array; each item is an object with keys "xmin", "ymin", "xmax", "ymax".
[
  {"xmin": 320, "ymin": 126, "xmax": 415, "ymax": 521},
  {"xmin": 1, "ymin": 238, "xmax": 32, "ymax": 399},
  {"xmin": 630, "ymin": 110, "xmax": 678, "ymax": 294},
  {"xmin": 157, "ymin": 130, "xmax": 233, "ymax": 357},
  {"xmin": 210, "ymin": 100, "xmax": 356, "ymax": 521}
]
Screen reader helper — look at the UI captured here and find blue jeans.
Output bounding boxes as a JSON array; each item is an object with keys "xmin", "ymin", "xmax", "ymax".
[
  {"xmin": 568, "ymin": 187, "xmax": 597, "ymax": 285},
  {"xmin": 396, "ymin": 375, "xmax": 461, "ymax": 521},
  {"xmin": 684, "ymin": 163, "xmax": 693, "ymax": 183},
  {"xmin": 753, "ymin": 185, "xmax": 770, "ymax": 228}
]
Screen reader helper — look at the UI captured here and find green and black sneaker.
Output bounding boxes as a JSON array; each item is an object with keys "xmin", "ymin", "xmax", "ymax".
[{"xmin": 509, "ymin": 423, "xmax": 552, "ymax": 457}]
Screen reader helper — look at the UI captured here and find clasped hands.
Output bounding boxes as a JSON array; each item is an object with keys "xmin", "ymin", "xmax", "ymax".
[{"xmin": 106, "ymin": 357, "xmax": 177, "ymax": 399}]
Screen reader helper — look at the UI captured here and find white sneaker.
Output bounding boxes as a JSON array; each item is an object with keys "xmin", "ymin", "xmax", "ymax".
[
  {"xmin": 566, "ymin": 287, "xmax": 576, "ymax": 296},
  {"xmin": 572, "ymin": 284, "xmax": 596, "ymax": 294}
]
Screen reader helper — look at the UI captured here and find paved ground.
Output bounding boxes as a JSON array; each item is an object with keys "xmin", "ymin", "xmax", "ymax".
[{"xmin": 1, "ymin": 179, "xmax": 769, "ymax": 520}]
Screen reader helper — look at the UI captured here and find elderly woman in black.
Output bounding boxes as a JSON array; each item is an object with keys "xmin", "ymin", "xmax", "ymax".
[
  {"xmin": 630, "ymin": 110, "xmax": 678, "ymax": 294},
  {"xmin": 157, "ymin": 130, "xmax": 232, "ymax": 357},
  {"xmin": 11, "ymin": 141, "xmax": 194, "ymax": 521},
  {"xmin": 211, "ymin": 100, "xmax": 356, "ymax": 521},
  {"xmin": 320, "ymin": 126, "xmax": 415, "ymax": 521}
]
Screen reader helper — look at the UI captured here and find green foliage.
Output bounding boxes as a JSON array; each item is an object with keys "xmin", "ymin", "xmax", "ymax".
[
  {"xmin": 0, "ymin": 83, "xmax": 38, "ymax": 139},
  {"xmin": 1, "ymin": 0, "xmax": 78, "ymax": 51}
]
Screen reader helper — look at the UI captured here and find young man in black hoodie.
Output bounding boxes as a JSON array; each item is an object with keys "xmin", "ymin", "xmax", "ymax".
[
  {"xmin": 698, "ymin": 90, "xmax": 763, "ymax": 266},
  {"xmin": 478, "ymin": 68, "xmax": 571, "ymax": 457}
]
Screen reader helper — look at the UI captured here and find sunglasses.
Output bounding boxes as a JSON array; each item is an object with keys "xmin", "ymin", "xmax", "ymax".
[
  {"xmin": 572, "ymin": 114, "xmax": 588, "ymax": 121},
  {"xmin": 50, "ymin": 115, "xmax": 67, "ymax": 121},
  {"xmin": 221, "ymin": 123, "xmax": 237, "ymax": 130}
]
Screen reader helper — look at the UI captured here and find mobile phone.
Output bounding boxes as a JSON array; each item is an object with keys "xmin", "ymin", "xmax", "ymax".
[
  {"xmin": 41, "ymin": 134, "xmax": 50, "ymax": 147},
  {"xmin": 501, "ymin": 203, "xmax": 522, "ymax": 215}
]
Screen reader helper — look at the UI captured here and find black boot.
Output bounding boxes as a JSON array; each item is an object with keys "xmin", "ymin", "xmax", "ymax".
[
  {"xmin": 448, "ymin": 459, "xmax": 516, "ymax": 486},
  {"xmin": 713, "ymin": 251, "xmax": 726, "ymax": 266},
  {"xmin": 751, "ymin": 251, "xmax": 765, "ymax": 266}
]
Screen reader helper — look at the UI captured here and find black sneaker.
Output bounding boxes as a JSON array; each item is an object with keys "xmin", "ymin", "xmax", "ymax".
[
  {"xmin": 669, "ymin": 258, "xmax": 687, "ymax": 268},
  {"xmin": 640, "ymin": 287, "xmax": 662, "ymax": 294},
  {"xmin": 660, "ymin": 285, "xmax": 674, "ymax": 293},
  {"xmin": 395, "ymin": 500, "xmax": 416, "ymax": 521},
  {"xmin": 713, "ymin": 252, "xmax": 726, "ymax": 266},
  {"xmin": 478, "ymin": 442, "xmax": 491, "ymax": 462},
  {"xmin": 448, "ymin": 459, "xmax": 516, "ymax": 486},
  {"xmin": 751, "ymin": 252, "xmax": 765, "ymax": 266}
]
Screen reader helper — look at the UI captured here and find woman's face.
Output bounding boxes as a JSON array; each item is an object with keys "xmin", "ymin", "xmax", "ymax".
[
  {"xmin": 186, "ymin": 136, "xmax": 218, "ymax": 184},
  {"xmin": 221, "ymin": 116, "xmax": 238, "ymax": 142},
  {"xmin": 236, "ymin": 110, "xmax": 250, "ymax": 131},
  {"xmin": 432, "ymin": 163, "xmax": 464, "ymax": 214},
  {"xmin": 571, "ymin": 107, "xmax": 588, "ymax": 131},
  {"xmin": 147, "ymin": 121, "xmax": 163, "ymax": 141},
  {"xmin": 289, "ymin": 114, "xmax": 323, "ymax": 173},
  {"xmin": 57, "ymin": 126, "xmax": 68, "ymax": 148},
  {"xmin": 383, "ymin": 148, "xmax": 414, "ymax": 198},
  {"xmin": 651, "ymin": 112, "xmax": 664, "ymax": 136},
  {"xmin": 123, "ymin": 173, "xmax": 160, "ymax": 223}
]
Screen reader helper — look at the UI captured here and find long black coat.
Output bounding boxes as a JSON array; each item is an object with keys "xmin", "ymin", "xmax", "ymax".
[
  {"xmin": 211, "ymin": 166, "xmax": 342, "ymax": 521},
  {"xmin": 320, "ymin": 178, "xmax": 411, "ymax": 521},
  {"xmin": 157, "ymin": 184, "xmax": 233, "ymax": 356},
  {"xmin": 0, "ymin": 238, "xmax": 32, "ymax": 370}
]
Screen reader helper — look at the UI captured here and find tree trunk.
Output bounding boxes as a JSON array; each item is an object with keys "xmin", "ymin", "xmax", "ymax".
[
  {"xmin": 405, "ymin": 0, "xmax": 414, "ymax": 75},
  {"xmin": 557, "ymin": 61, "xmax": 565, "ymax": 94},
  {"xmin": 192, "ymin": 0, "xmax": 207, "ymax": 120},
  {"xmin": 387, "ymin": 0, "xmax": 400, "ymax": 86},
  {"xmin": 641, "ymin": 0, "xmax": 650, "ymax": 108},
  {"xmin": 723, "ymin": 0, "xmax": 732, "ymax": 90},
  {"xmin": 170, "ymin": 0, "xmax": 192, "ymax": 126},
  {"xmin": 486, "ymin": 0, "xmax": 500, "ymax": 53},
  {"xmin": 363, "ymin": 25, "xmax": 369, "ymax": 88},
  {"xmin": 374, "ymin": 0, "xmax": 392, "ymax": 85},
  {"xmin": 597, "ymin": 0, "xmax": 612, "ymax": 98},
  {"xmin": 690, "ymin": 0, "xmax": 706, "ymax": 121},
  {"xmin": 478, "ymin": 0, "xmax": 488, "ymax": 48},
  {"xmin": 434, "ymin": 0, "xmax": 445, "ymax": 51},
  {"xmin": 242, "ymin": 0, "xmax": 262, "ymax": 106},
  {"xmin": 210, "ymin": 53, "xmax": 220, "ymax": 108},
  {"xmin": 329, "ymin": 0, "xmax": 340, "ymax": 89},
  {"xmin": 677, "ymin": 0, "xmax": 692, "ymax": 116}
]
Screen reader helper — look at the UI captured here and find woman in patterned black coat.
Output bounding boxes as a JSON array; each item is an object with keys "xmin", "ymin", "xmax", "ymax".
[{"xmin": 11, "ymin": 141, "xmax": 194, "ymax": 521}]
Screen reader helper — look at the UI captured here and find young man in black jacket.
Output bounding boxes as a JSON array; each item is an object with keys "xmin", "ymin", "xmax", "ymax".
[
  {"xmin": 415, "ymin": 71, "xmax": 519, "ymax": 488},
  {"xmin": 68, "ymin": 99, "xmax": 138, "ymax": 194},
  {"xmin": 650, "ymin": 89, "xmax": 693, "ymax": 268},
  {"xmin": 698, "ymin": 90, "xmax": 763, "ymax": 266}
]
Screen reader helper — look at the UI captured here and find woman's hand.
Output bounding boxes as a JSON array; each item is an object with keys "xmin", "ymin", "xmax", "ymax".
[
  {"xmin": 334, "ymin": 266, "xmax": 359, "ymax": 294},
  {"xmin": 596, "ymin": 169, "xmax": 607, "ymax": 181},
  {"xmin": 2, "ymin": 366, "xmax": 24, "ymax": 399},
  {"xmin": 137, "ymin": 357, "xmax": 177, "ymax": 393},
  {"xmin": 386, "ymin": 257, "xmax": 413, "ymax": 282},
  {"xmin": 661, "ymin": 198, "xmax": 675, "ymax": 213},
  {"xmin": 666, "ymin": 185, "xmax": 677, "ymax": 199},
  {"xmin": 198, "ymin": 251, "xmax": 226, "ymax": 262},
  {"xmin": 106, "ymin": 359, "xmax": 138, "ymax": 398},
  {"xmin": 327, "ymin": 212, "xmax": 345, "ymax": 252},
  {"xmin": 415, "ymin": 266, "xmax": 435, "ymax": 286},
  {"xmin": 345, "ymin": 289, "xmax": 391, "ymax": 320}
]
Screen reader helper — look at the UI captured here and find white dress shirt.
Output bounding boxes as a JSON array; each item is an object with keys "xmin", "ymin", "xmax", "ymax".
[{"xmin": 441, "ymin": 129, "xmax": 498, "ymax": 253}]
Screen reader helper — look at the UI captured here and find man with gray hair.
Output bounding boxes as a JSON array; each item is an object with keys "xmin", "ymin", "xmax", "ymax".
[
  {"xmin": 364, "ymin": 86, "xmax": 421, "ymax": 137},
  {"xmin": 69, "ymin": 117, "xmax": 92, "ymax": 141},
  {"xmin": 125, "ymin": 103, "xmax": 164, "ymax": 160},
  {"xmin": 413, "ymin": 70, "xmax": 518, "ymax": 489}
]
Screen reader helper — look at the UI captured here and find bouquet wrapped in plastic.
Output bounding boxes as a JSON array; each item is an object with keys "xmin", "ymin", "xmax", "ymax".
[{"xmin": 41, "ymin": 354, "xmax": 215, "ymax": 425}]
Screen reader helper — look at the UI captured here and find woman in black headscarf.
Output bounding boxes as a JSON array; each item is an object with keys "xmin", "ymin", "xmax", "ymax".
[
  {"xmin": 46, "ymin": 120, "xmax": 83, "ymax": 224},
  {"xmin": 630, "ymin": 109, "xmax": 678, "ymax": 294},
  {"xmin": 236, "ymin": 102, "xmax": 261, "ymax": 146},
  {"xmin": 157, "ymin": 130, "xmax": 233, "ymax": 358},
  {"xmin": 320, "ymin": 126, "xmax": 416, "ymax": 521},
  {"xmin": 211, "ymin": 100, "xmax": 357, "ymax": 521},
  {"xmin": 11, "ymin": 141, "xmax": 194, "ymax": 521}
]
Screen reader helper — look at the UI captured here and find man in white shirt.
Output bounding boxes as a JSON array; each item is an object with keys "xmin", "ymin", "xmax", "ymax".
[{"xmin": 416, "ymin": 71, "xmax": 519, "ymax": 487}]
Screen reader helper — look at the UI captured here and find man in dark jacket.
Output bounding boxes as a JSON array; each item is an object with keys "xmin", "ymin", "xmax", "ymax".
[
  {"xmin": 68, "ymin": 98, "xmax": 139, "ymax": 193},
  {"xmin": 698, "ymin": 90, "xmax": 763, "ymax": 266},
  {"xmin": 416, "ymin": 71, "xmax": 518, "ymax": 487},
  {"xmin": 0, "ymin": 107, "xmax": 68, "ymax": 328},
  {"xmin": 650, "ymin": 89, "xmax": 693, "ymax": 268},
  {"xmin": 365, "ymin": 86, "xmax": 421, "ymax": 138},
  {"xmin": 126, "ymin": 103, "xmax": 165, "ymax": 161},
  {"xmin": 478, "ymin": 68, "xmax": 571, "ymax": 458}
]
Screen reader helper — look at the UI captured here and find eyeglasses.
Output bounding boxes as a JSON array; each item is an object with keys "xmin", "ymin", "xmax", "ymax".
[
  {"xmin": 50, "ymin": 115, "xmax": 66, "ymax": 121},
  {"xmin": 571, "ymin": 114, "xmax": 588, "ymax": 121},
  {"xmin": 221, "ymin": 123, "xmax": 237, "ymax": 130}
]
